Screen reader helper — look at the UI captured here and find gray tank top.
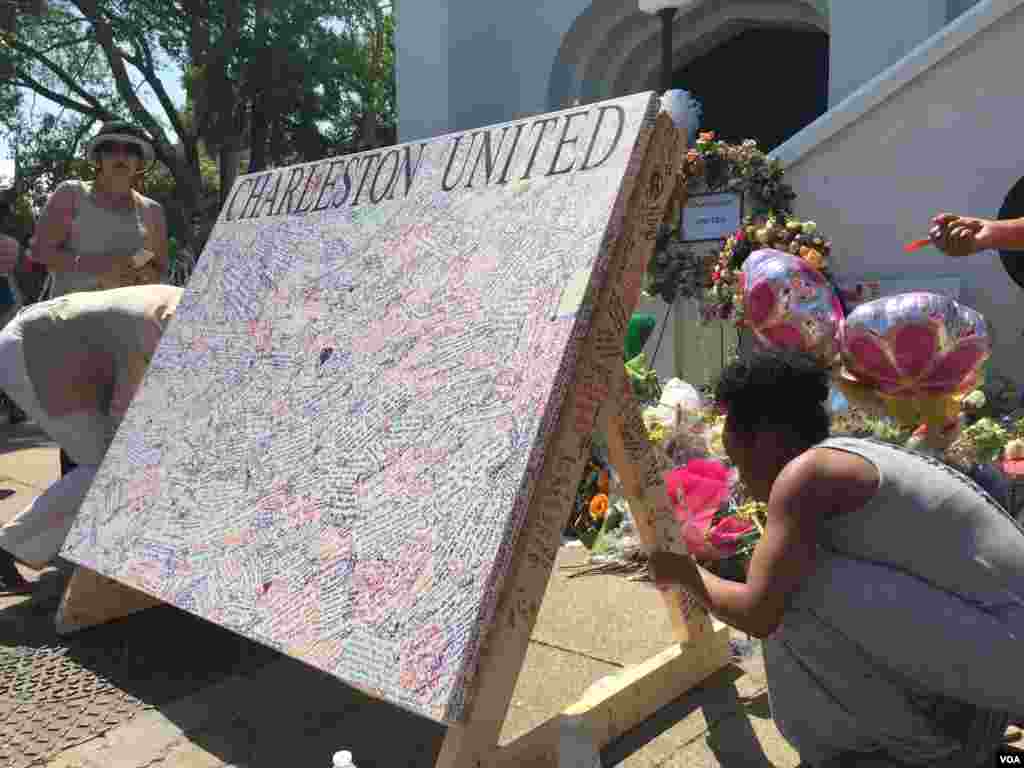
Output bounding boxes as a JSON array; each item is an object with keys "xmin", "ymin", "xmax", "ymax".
[
  {"xmin": 51, "ymin": 180, "xmax": 147, "ymax": 298},
  {"xmin": 816, "ymin": 437, "xmax": 1024, "ymax": 608}
]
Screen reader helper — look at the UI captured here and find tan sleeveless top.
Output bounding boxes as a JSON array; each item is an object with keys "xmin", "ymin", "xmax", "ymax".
[{"xmin": 51, "ymin": 180, "xmax": 148, "ymax": 297}]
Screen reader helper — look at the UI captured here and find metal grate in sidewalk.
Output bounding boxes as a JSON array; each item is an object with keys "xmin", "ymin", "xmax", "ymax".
[{"xmin": 0, "ymin": 584, "xmax": 280, "ymax": 768}]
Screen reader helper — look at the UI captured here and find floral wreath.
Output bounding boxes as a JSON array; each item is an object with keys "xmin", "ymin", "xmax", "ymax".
[{"xmin": 646, "ymin": 132, "xmax": 837, "ymax": 326}]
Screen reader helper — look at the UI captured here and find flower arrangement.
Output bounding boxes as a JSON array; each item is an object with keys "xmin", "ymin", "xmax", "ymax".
[
  {"xmin": 683, "ymin": 133, "xmax": 794, "ymax": 213},
  {"xmin": 646, "ymin": 132, "xmax": 837, "ymax": 329},
  {"xmin": 946, "ymin": 414, "xmax": 1024, "ymax": 467}
]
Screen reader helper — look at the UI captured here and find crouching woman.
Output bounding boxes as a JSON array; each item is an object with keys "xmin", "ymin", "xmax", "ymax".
[
  {"xmin": 0, "ymin": 285, "xmax": 182, "ymax": 590},
  {"xmin": 650, "ymin": 349, "xmax": 1024, "ymax": 767}
]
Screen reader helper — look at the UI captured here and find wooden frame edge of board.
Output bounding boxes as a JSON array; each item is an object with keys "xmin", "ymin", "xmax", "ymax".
[{"xmin": 54, "ymin": 566, "xmax": 162, "ymax": 635}]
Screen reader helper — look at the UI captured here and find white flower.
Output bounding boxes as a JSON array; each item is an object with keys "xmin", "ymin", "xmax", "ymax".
[
  {"xmin": 801, "ymin": 221, "xmax": 817, "ymax": 235},
  {"xmin": 963, "ymin": 390, "xmax": 987, "ymax": 409},
  {"xmin": 660, "ymin": 379, "xmax": 703, "ymax": 412},
  {"xmin": 643, "ymin": 405, "xmax": 674, "ymax": 431}
]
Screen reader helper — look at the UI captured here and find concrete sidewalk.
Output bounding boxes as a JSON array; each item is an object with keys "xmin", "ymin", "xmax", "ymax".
[{"xmin": 0, "ymin": 421, "xmax": 798, "ymax": 767}]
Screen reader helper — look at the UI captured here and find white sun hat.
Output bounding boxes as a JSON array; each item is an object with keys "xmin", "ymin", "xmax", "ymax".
[{"xmin": 84, "ymin": 120, "xmax": 156, "ymax": 168}]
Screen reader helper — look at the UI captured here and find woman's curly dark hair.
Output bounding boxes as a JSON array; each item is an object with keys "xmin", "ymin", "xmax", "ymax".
[{"xmin": 715, "ymin": 349, "xmax": 831, "ymax": 446}]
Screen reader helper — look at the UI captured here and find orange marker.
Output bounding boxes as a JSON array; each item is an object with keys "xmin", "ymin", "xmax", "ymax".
[{"xmin": 903, "ymin": 238, "xmax": 932, "ymax": 253}]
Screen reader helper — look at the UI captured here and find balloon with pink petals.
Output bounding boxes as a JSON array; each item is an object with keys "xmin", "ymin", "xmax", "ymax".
[
  {"xmin": 741, "ymin": 248, "xmax": 845, "ymax": 365},
  {"xmin": 841, "ymin": 292, "xmax": 990, "ymax": 399}
]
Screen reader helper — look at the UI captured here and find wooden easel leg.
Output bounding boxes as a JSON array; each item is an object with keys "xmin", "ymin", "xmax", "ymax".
[
  {"xmin": 603, "ymin": 391, "xmax": 714, "ymax": 643},
  {"xmin": 54, "ymin": 566, "xmax": 162, "ymax": 635}
]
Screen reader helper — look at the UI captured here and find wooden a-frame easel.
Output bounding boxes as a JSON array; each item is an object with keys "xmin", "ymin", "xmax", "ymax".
[{"xmin": 53, "ymin": 110, "xmax": 732, "ymax": 767}]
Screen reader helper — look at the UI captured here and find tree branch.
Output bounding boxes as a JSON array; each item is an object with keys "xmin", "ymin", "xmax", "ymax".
[
  {"xmin": 127, "ymin": 28, "xmax": 187, "ymax": 143},
  {"xmin": 71, "ymin": 0, "xmax": 172, "ymax": 157},
  {"xmin": 9, "ymin": 36, "xmax": 109, "ymax": 113},
  {"xmin": 38, "ymin": 35, "xmax": 93, "ymax": 56},
  {"xmin": 14, "ymin": 70, "xmax": 113, "ymax": 120},
  {"xmin": 114, "ymin": 26, "xmax": 188, "ymax": 143}
]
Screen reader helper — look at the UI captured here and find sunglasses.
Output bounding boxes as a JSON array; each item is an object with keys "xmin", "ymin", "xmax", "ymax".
[{"xmin": 97, "ymin": 141, "xmax": 143, "ymax": 159}]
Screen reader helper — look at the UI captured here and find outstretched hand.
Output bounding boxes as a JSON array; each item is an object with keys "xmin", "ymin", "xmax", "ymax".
[{"xmin": 929, "ymin": 213, "xmax": 993, "ymax": 257}]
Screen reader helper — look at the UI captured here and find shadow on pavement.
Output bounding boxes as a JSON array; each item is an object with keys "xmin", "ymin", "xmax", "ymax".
[
  {"xmin": 163, "ymin": 653, "xmax": 448, "ymax": 768},
  {"xmin": 0, "ymin": 570, "xmax": 446, "ymax": 767},
  {"xmin": 0, "ymin": 421, "xmax": 53, "ymax": 457},
  {"xmin": 604, "ymin": 664, "xmax": 782, "ymax": 767}
]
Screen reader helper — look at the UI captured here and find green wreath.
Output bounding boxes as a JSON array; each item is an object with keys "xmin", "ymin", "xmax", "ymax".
[{"xmin": 645, "ymin": 132, "xmax": 836, "ymax": 327}]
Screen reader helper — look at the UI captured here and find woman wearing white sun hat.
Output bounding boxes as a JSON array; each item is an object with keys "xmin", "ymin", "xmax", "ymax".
[
  {"xmin": 28, "ymin": 120, "xmax": 169, "ymax": 298},
  {"xmin": 26, "ymin": 120, "xmax": 170, "ymax": 477}
]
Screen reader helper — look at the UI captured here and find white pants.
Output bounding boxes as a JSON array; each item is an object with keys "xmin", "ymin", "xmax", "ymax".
[
  {"xmin": 0, "ymin": 305, "xmax": 111, "ymax": 566},
  {"xmin": 0, "ymin": 465, "xmax": 98, "ymax": 567}
]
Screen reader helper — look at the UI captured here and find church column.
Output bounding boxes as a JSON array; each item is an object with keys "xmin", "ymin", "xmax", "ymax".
[
  {"xmin": 828, "ymin": 0, "xmax": 947, "ymax": 106},
  {"xmin": 395, "ymin": 0, "xmax": 451, "ymax": 142}
]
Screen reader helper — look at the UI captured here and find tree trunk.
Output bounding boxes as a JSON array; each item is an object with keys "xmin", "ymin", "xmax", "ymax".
[
  {"xmin": 219, "ymin": 144, "xmax": 241, "ymax": 209},
  {"xmin": 248, "ymin": 102, "xmax": 268, "ymax": 173},
  {"xmin": 247, "ymin": 0, "xmax": 271, "ymax": 174}
]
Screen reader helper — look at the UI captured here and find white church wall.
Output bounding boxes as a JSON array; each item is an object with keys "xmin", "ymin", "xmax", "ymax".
[{"xmin": 774, "ymin": 0, "xmax": 1024, "ymax": 382}]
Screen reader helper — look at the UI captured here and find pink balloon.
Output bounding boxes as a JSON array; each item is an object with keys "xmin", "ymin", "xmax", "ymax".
[
  {"xmin": 746, "ymin": 281, "xmax": 777, "ymax": 328},
  {"xmin": 840, "ymin": 292, "xmax": 989, "ymax": 397},
  {"xmin": 741, "ymin": 249, "xmax": 844, "ymax": 364}
]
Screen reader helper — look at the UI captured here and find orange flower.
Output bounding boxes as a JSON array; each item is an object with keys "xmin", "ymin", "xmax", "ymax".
[
  {"xmin": 597, "ymin": 470, "xmax": 609, "ymax": 493},
  {"xmin": 698, "ymin": 131, "xmax": 716, "ymax": 143},
  {"xmin": 589, "ymin": 494, "xmax": 609, "ymax": 522},
  {"xmin": 799, "ymin": 246, "xmax": 826, "ymax": 271}
]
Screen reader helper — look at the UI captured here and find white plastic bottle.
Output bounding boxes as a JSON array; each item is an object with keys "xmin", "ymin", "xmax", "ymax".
[
  {"xmin": 333, "ymin": 750, "xmax": 357, "ymax": 768},
  {"xmin": 559, "ymin": 714, "xmax": 602, "ymax": 767}
]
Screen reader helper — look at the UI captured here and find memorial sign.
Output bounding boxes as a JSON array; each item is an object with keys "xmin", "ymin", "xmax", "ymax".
[
  {"xmin": 62, "ymin": 93, "xmax": 677, "ymax": 724},
  {"xmin": 680, "ymin": 191, "xmax": 742, "ymax": 242}
]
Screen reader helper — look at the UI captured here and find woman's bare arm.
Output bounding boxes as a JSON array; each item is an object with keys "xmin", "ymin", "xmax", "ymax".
[
  {"xmin": 0, "ymin": 234, "xmax": 20, "ymax": 273},
  {"xmin": 28, "ymin": 182, "xmax": 81, "ymax": 272}
]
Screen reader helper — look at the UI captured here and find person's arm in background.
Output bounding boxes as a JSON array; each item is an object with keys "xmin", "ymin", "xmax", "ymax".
[
  {"xmin": 0, "ymin": 234, "xmax": 20, "ymax": 274},
  {"xmin": 145, "ymin": 201, "xmax": 170, "ymax": 279},
  {"xmin": 930, "ymin": 213, "xmax": 1024, "ymax": 258}
]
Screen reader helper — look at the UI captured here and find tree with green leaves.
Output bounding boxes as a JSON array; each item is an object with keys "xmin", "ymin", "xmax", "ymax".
[{"xmin": 1, "ymin": 0, "xmax": 395, "ymax": 280}]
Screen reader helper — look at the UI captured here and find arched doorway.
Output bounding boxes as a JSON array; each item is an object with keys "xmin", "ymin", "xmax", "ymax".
[
  {"xmin": 548, "ymin": 0, "xmax": 829, "ymax": 113},
  {"xmin": 672, "ymin": 26, "xmax": 829, "ymax": 151}
]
